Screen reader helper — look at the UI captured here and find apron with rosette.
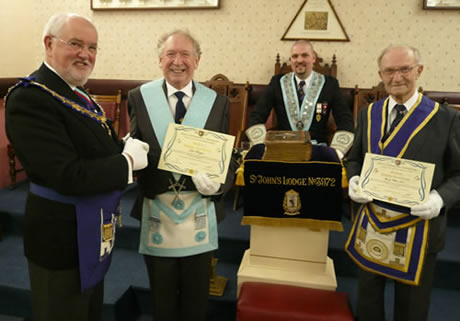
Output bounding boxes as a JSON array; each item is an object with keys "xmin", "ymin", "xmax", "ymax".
[{"xmin": 138, "ymin": 79, "xmax": 219, "ymax": 257}]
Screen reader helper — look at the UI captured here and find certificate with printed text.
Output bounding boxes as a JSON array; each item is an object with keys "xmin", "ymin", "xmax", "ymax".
[
  {"xmin": 358, "ymin": 153, "xmax": 435, "ymax": 207},
  {"xmin": 158, "ymin": 123, "xmax": 235, "ymax": 184}
]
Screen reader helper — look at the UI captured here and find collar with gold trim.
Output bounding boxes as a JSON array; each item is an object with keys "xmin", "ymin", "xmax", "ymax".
[{"xmin": 6, "ymin": 77, "xmax": 111, "ymax": 136}]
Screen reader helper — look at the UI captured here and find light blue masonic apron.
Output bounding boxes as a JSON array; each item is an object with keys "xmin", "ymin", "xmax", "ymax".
[{"xmin": 138, "ymin": 79, "xmax": 219, "ymax": 257}]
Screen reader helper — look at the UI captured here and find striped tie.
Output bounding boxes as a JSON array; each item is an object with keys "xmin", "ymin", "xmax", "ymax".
[
  {"xmin": 74, "ymin": 88, "xmax": 97, "ymax": 112},
  {"xmin": 383, "ymin": 104, "xmax": 406, "ymax": 141}
]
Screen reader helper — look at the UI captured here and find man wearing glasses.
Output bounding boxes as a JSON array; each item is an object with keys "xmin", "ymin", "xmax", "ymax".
[
  {"xmin": 5, "ymin": 13, "xmax": 149, "ymax": 321},
  {"xmin": 345, "ymin": 45, "xmax": 460, "ymax": 321}
]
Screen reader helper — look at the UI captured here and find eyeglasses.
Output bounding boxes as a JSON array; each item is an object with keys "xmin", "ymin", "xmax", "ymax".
[
  {"xmin": 52, "ymin": 36, "xmax": 99, "ymax": 54},
  {"xmin": 380, "ymin": 65, "xmax": 418, "ymax": 77}
]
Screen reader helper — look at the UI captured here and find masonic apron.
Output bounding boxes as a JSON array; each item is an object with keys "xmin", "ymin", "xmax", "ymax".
[
  {"xmin": 6, "ymin": 78, "xmax": 120, "ymax": 292},
  {"xmin": 345, "ymin": 94, "xmax": 439, "ymax": 285},
  {"xmin": 138, "ymin": 79, "xmax": 219, "ymax": 257}
]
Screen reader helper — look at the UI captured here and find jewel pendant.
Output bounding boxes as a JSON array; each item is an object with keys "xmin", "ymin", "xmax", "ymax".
[{"xmin": 173, "ymin": 198, "xmax": 185, "ymax": 210}]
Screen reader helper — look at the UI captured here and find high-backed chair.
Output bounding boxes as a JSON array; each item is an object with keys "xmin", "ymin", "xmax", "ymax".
[
  {"xmin": 7, "ymin": 144, "xmax": 24, "ymax": 188},
  {"xmin": 2, "ymin": 96, "xmax": 25, "ymax": 189},
  {"xmin": 274, "ymin": 52, "xmax": 338, "ymax": 78},
  {"xmin": 203, "ymin": 74, "xmax": 251, "ymax": 295},
  {"xmin": 204, "ymin": 74, "xmax": 250, "ymax": 148},
  {"xmin": 422, "ymin": 87, "xmax": 460, "ymax": 112},
  {"xmin": 352, "ymin": 83, "xmax": 426, "ymax": 128},
  {"xmin": 352, "ymin": 82, "xmax": 387, "ymax": 127},
  {"xmin": 90, "ymin": 90, "xmax": 123, "ymax": 137},
  {"xmin": 204, "ymin": 74, "xmax": 250, "ymax": 212}
]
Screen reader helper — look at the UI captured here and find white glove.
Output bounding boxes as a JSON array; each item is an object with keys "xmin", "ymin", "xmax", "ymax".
[
  {"xmin": 335, "ymin": 149, "xmax": 344, "ymax": 160},
  {"xmin": 192, "ymin": 173, "xmax": 221, "ymax": 196},
  {"xmin": 411, "ymin": 190, "xmax": 444, "ymax": 220},
  {"xmin": 348, "ymin": 175, "xmax": 372, "ymax": 204},
  {"xmin": 122, "ymin": 133, "xmax": 130, "ymax": 143},
  {"xmin": 122, "ymin": 137, "xmax": 149, "ymax": 170}
]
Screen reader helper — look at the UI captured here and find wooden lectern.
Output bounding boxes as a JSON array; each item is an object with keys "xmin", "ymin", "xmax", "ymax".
[{"xmin": 237, "ymin": 131, "xmax": 343, "ymax": 296}]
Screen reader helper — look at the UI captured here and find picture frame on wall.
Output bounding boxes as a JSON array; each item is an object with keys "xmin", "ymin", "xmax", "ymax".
[
  {"xmin": 423, "ymin": 0, "xmax": 460, "ymax": 9},
  {"xmin": 91, "ymin": 0, "xmax": 220, "ymax": 11},
  {"xmin": 282, "ymin": 0, "xmax": 349, "ymax": 42}
]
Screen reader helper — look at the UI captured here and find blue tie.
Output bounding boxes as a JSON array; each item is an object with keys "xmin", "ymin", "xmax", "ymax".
[
  {"xmin": 174, "ymin": 91, "xmax": 186, "ymax": 124},
  {"xmin": 298, "ymin": 80, "xmax": 305, "ymax": 106}
]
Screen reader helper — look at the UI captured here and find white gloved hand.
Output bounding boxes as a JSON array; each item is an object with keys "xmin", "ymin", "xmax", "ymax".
[
  {"xmin": 192, "ymin": 173, "xmax": 221, "ymax": 196},
  {"xmin": 335, "ymin": 149, "xmax": 344, "ymax": 160},
  {"xmin": 348, "ymin": 175, "xmax": 372, "ymax": 204},
  {"xmin": 122, "ymin": 137, "xmax": 149, "ymax": 170},
  {"xmin": 122, "ymin": 133, "xmax": 130, "ymax": 144},
  {"xmin": 411, "ymin": 190, "xmax": 444, "ymax": 220}
]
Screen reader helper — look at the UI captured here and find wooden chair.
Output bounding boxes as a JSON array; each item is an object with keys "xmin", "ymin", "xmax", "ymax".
[
  {"xmin": 203, "ymin": 74, "xmax": 251, "ymax": 295},
  {"xmin": 204, "ymin": 74, "xmax": 250, "ymax": 148},
  {"xmin": 274, "ymin": 52, "xmax": 338, "ymax": 78},
  {"xmin": 90, "ymin": 90, "xmax": 123, "ymax": 137},
  {"xmin": 421, "ymin": 87, "xmax": 460, "ymax": 112},
  {"xmin": 352, "ymin": 83, "xmax": 426, "ymax": 127},
  {"xmin": 204, "ymin": 74, "xmax": 250, "ymax": 212},
  {"xmin": 7, "ymin": 144, "xmax": 24, "ymax": 189},
  {"xmin": 352, "ymin": 82, "xmax": 387, "ymax": 127}
]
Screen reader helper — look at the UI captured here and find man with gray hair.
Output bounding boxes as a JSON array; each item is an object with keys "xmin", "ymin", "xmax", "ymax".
[
  {"xmin": 5, "ymin": 12, "xmax": 149, "ymax": 321},
  {"xmin": 128, "ymin": 29, "xmax": 237, "ymax": 321},
  {"xmin": 345, "ymin": 45, "xmax": 460, "ymax": 321}
]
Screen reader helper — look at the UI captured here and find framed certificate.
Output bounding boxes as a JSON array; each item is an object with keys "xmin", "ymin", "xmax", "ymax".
[
  {"xmin": 91, "ymin": 0, "xmax": 220, "ymax": 11},
  {"xmin": 358, "ymin": 153, "xmax": 435, "ymax": 207},
  {"xmin": 423, "ymin": 0, "xmax": 460, "ymax": 10},
  {"xmin": 158, "ymin": 123, "xmax": 235, "ymax": 184},
  {"xmin": 282, "ymin": 0, "xmax": 349, "ymax": 41}
]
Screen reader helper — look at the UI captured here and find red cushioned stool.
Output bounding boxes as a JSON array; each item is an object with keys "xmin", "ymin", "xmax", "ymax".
[{"xmin": 237, "ymin": 282, "xmax": 355, "ymax": 321}]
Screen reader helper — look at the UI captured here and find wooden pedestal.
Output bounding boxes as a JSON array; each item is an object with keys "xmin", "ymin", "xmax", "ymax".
[{"xmin": 237, "ymin": 224, "xmax": 337, "ymax": 296}]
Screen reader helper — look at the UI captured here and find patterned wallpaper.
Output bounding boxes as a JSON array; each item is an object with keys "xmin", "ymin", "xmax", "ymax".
[{"xmin": 2, "ymin": 0, "xmax": 460, "ymax": 91}]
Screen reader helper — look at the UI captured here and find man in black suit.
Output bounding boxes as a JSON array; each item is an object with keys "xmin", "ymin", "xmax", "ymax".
[
  {"xmin": 5, "ymin": 13, "xmax": 149, "ymax": 321},
  {"xmin": 247, "ymin": 40, "xmax": 354, "ymax": 157},
  {"xmin": 345, "ymin": 45, "xmax": 460, "ymax": 321},
  {"xmin": 128, "ymin": 29, "xmax": 237, "ymax": 321}
]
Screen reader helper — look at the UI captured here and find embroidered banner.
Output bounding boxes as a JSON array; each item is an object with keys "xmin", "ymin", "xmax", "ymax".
[{"xmin": 242, "ymin": 157, "xmax": 343, "ymax": 231}]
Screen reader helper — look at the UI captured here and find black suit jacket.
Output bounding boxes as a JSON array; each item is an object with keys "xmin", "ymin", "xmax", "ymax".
[
  {"xmin": 128, "ymin": 81, "xmax": 238, "ymax": 222},
  {"xmin": 5, "ymin": 64, "xmax": 129, "ymax": 268},
  {"xmin": 347, "ymin": 99, "xmax": 460, "ymax": 253},
  {"xmin": 248, "ymin": 74, "xmax": 354, "ymax": 144}
]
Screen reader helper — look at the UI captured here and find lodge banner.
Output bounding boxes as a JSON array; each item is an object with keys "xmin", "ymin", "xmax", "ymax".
[{"xmin": 242, "ymin": 159, "xmax": 344, "ymax": 231}]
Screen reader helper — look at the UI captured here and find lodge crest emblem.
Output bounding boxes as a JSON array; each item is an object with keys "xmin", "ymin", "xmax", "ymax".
[{"xmin": 283, "ymin": 189, "xmax": 301, "ymax": 216}]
